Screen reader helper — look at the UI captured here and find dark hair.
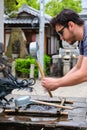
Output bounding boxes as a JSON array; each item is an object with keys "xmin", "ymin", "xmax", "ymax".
[{"xmin": 50, "ymin": 9, "xmax": 84, "ymax": 28}]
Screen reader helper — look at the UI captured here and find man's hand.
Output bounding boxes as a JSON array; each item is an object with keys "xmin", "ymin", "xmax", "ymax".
[{"xmin": 41, "ymin": 77, "xmax": 60, "ymax": 91}]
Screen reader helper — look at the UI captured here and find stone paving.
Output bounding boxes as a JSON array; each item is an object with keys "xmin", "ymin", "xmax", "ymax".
[{"xmin": 12, "ymin": 79, "xmax": 87, "ymax": 98}]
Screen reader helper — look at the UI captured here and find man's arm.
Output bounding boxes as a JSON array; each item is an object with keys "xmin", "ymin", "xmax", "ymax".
[
  {"xmin": 41, "ymin": 55, "xmax": 87, "ymax": 91},
  {"xmin": 65, "ymin": 55, "xmax": 83, "ymax": 76}
]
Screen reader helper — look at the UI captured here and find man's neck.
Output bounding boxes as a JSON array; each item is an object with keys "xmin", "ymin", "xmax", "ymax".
[{"xmin": 77, "ymin": 25, "xmax": 84, "ymax": 41}]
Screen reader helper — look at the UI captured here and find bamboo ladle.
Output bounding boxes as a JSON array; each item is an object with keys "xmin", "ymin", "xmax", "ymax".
[
  {"xmin": 15, "ymin": 96, "xmax": 73, "ymax": 110},
  {"xmin": 29, "ymin": 42, "xmax": 53, "ymax": 97}
]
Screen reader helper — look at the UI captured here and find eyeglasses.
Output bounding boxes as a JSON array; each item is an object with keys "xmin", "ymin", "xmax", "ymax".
[{"xmin": 57, "ymin": 26, "xmax": 67, "ymax": 36}]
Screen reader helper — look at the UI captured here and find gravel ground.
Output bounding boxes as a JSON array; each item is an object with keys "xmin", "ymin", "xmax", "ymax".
[{"xmin": 12, "ymin": 79, "xmax": 87, "ymax": 98}]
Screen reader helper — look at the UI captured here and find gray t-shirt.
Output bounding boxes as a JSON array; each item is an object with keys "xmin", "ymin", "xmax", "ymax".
[{"xmin": 79, "ymin": 22, "xmax": 87, "ymax": 56}]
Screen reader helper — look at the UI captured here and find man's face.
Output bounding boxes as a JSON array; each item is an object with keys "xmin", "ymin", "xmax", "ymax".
[{"xmin": 55, "ymin": 22, "xmax": 77, "ymax": 45}]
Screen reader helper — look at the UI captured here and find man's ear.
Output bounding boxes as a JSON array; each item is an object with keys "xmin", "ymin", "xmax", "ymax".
[{"xmin": 68, "ymin": 21, "xmax": 75, "ymax": 30}]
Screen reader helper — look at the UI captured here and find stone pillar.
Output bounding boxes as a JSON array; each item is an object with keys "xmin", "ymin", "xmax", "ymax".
[
  {"xmin": 52, "ymin": 54, "xmax": 63, "ymax": 77},
  {"xmin": 30, "ymin": 64, "xmax": 35, "ymax": 78},
  {"xmin": 63, "ymin": 59, "xmax": 71, "ymax": 75},
  {"xmin": 11, "ymin": 60, "xmax": 16, "ymax": 77},
  {"xmin": 63, "ymin": 50, "xmax": 71, "ymax": 75}
]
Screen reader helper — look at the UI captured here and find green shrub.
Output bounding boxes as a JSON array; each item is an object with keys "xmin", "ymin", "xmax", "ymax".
[
  {"xmin": 15, "ymin": 55, "xmax": 51, "ymax": 77},
  {"xmin": 44, "ymin": 54, "xmax": 51, "ymax": 76}
]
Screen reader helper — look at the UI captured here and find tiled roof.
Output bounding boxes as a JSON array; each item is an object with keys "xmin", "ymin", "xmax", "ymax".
[
  {"xmin": 4, "ymin": 4, "xmax": 52, "ymax": 24},
  {"xmin": 4, "ymin": 18, "xmax": 38, "ymax": 25},
  {"xmin": 18, "ymin": 4, "xmax": 39, "ymax": 17}
]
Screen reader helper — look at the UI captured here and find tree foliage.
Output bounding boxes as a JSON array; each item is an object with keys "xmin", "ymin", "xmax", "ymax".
[
  {"xmin": 45, "ymin": 0, "xmax": 82, "ymax": 16},
  {"xmin": 4, "ymin": 0, "xmax": 40, "ymax": 14},
  {"xmin": 16, "ymin": 0, "xmax": 40, "ymax": 10},
  {"xmin": 4, "ymin": 0, "xmax": 82, "ymax": 16},
  {"xmin": 4, "ymin": 0, "xmax": 17, "ymax": 14}
]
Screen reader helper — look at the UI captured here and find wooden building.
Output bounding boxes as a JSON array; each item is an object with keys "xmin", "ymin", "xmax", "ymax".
[{"xmin": 4, "ymin": 4, "xmax": 59, "ymax": 57}]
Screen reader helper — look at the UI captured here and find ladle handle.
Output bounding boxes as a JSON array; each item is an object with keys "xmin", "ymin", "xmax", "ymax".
[
  {"xmin": 37, "ymin": 62, "xmax": 45, "ymax": 78},
  {"xmin": 31, "ymin": 99, "xmax": 73, "ymax": 110},
  {"xmin": 37, "ymin": 62, "xmax": 53, "ymax": 97}
]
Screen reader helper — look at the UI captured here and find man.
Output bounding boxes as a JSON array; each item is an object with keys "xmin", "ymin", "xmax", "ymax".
[{"xmin": 41, "ymin": 8, "xmax": 87, "ymax": 91}]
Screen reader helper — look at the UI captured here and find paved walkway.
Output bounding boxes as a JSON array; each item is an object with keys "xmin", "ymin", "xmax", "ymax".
[{"xmin": 12, "ymin": 79, "xmax": 87, "ymax": 98}]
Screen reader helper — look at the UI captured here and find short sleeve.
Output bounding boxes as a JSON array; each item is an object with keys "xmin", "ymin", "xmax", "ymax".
[
  {"xmin": 78, "ymin": 37, "xmax": 87, "ymax": 56},
  {"xmin": 78, "ymin": 41, "xmax": 84, "ymax": 55}
]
